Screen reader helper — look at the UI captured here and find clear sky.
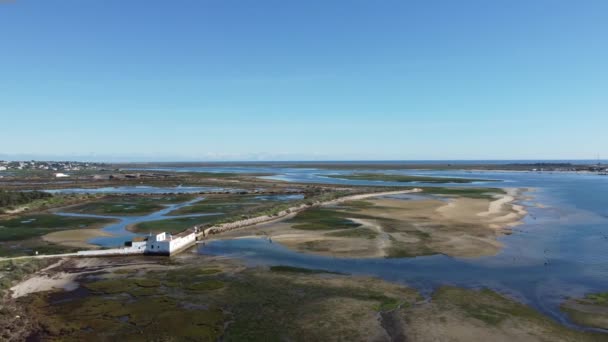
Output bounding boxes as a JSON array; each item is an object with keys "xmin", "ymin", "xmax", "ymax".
[{"xmin": 1, "ymin": 0, "xmax": 607, "ymax": 161}]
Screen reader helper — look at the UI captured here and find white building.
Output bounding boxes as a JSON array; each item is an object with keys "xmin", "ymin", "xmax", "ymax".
[
  {"xmin": 0, "ymin": 166, "xmax": 6, "ymax": 171},
  {"xmin": 54, "ymin": 173, "xmax": 70, "ymax": 178},
  {"xmin": 78, "ymin": 228, "xmax": 199, "ymax": 257},
  {"xmin": 145, "ymin": 229, "xmax": 198, "ymax": 255}
]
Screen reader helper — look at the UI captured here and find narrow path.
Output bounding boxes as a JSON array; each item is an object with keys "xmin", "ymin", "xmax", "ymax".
[{"xmin": 349, "ymin": 218, "xmax": 391, "ymax": 257}]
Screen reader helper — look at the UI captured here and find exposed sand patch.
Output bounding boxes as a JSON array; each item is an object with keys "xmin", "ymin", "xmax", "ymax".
[
  {"xmin": 42, "ymin": 228, "xmax": 110, "ymax": 249},
  {"xmin": 10, "ymin": 259, "xmax": 77, "ymax": 298},
  {"xmin": 216, "ymin": 188, "xmax": 529, "ymax": 258},
  {"xmin": 9, "ymin": 257, "xmax": 175, "ymax": 298}
]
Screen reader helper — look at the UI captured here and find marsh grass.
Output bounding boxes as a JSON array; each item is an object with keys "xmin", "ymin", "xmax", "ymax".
[
  {"xmin": 428, "ymin": 286, "xmax": 603, "ymax": 337},
  {"xmin": 325, "ymin": 227, "xmax": 379, "ymax": 239},
  {"xmin": 0, "ymin": 214, "xmax": 114, "ymax": 241},
  {"xmin": 131, "ymin": 216, "xmax": 217, "ymax": 234},
  {"xmin": 584, "ymin": 293, "xmax": 608, "ymax": 305},
  {"xmin": 287, "ymin": 208, "xmax": 368, "ymax": 230},
  {"xmin": 64, "ymin": 195, "xmax": 195, "ymax": 216},
  {"xmin": 269, "ymin": 265, "xmax": 343, "ymax": 274}
]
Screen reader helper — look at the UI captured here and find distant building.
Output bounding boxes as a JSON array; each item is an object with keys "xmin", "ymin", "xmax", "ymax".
[
  {"xmin": 146, "ymin": 229, "xmax": 198, "ymax": 255},
  {"xmin": 54, "ymin": 173, "xmax": 70, "ymax": 178},
  {"xmin": 124, "ymin": 228, "xmax": 199, "ymax": 256},
  {"xmin": 0, "ymin": 166, "xmax": 6, "ymax": 171}
]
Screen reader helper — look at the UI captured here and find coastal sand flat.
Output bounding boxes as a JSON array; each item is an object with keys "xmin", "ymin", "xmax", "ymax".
[{"xmin": 217, "ymin": 189, "xmax": 527, "ymax": 258}]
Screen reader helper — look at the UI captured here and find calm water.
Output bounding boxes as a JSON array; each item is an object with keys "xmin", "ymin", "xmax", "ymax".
[
  {"xmin": 54, "ymin": 193, "xmax": 305, "ymax": 247},
  {"xmin": 153, "ymin": 166, "xmax": 608, "ymax": 331},
  {"xmin": 55, "ymin": 197, "xmax": 220, "ymax": 246}
]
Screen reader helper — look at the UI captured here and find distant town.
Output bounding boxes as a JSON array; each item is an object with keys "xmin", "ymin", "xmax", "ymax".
[
  {"xmin": 0, "ymin": 160, "xmax": 607, "ymax": 175},
  {"xmin": 0, "ymin": 160, "xmax": 106, "ymax": 173}
]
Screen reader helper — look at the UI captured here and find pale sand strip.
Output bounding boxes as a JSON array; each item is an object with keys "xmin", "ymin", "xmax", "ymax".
[{"xmin": 9, "ymin": 259, "xmax": 78, "ymax": 298}]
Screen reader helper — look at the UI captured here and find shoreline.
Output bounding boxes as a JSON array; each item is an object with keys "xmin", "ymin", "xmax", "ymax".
[
  {"xmin": 202, "ymin": 189, "xmax": 423, "ymax": 237},
  {"xmin": 209, "ymin": 187, "xmax": 529, "ymax": 259}
]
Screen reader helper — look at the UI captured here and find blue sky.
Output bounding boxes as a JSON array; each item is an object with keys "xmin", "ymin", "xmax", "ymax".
[{"xmin": 1, "ymin": 0, "xmax": 607, "ymax": 161}]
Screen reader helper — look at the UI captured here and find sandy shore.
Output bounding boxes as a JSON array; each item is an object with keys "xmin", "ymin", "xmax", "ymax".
[
  {"xmin": 8, "ymin": 257, "xmax": 174, "ymax": 299},
  {"xmin": 217, "ymin": 188, "xmax": 528, "ymax": 258},
  {"xmin": 9, "ymin": 259, "xmax": 77, "ymax": 298}
]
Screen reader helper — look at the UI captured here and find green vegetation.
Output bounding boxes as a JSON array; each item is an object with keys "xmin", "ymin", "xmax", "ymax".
[
  {"xmin": 130, "ymin": 216, "xmax": 217, "ymax": 234},
  {"xmin": 0, "ymin": 190, "xmax": 53, "ymax": 210},
  {"xmin": 66, "ymin": 201, "xmax": 163, "ymax": 215},
  {"xmin": 64, "ymin": 194, "xmax": 195, "ymax": 216},
  {"xmin": 433, "ymin": 287, "xmax": 551, "ymax": 325},
  {"xmin": 584, "ymin": 292, "xmax": 608, "ymax": 305},
  {"xmin": 373, "ymin": 296, "xmax": 402, "ymax": 311},
  {"xmin": 20, "ymin": 290, "xmax": 225, "ymax": 340},
  {"xmin": 186, "ymin": 279, "xmax": 225, "ymax": 292},
  {"xmin": 328, "ymin": 173, "xmax": 494, "ymax": 183},
  {"xmin": 420, "ymin": 187, "xmax": 505, "ymax": 199},
  {"xmin": 0, "ymin": 258, "xmax": 58, "ymax": 296},
  {"xmin": 129, "ymin": 192, "xmax": 366, "ymax": 233},
  {"xmin": 200, "ymin": 268, "xmax": 222, "ymax": 275},
  {"xmin": 0, "ymin": 240, "xmax": 81, "ymax": 258},
  {"xmin": 19, "ymin": 261, "xmax": 420, "ymax": 341},
  {"xmin": 325, "ymin": 227, "xmax": 379, "ymax": 239},
  {"xmin": 0, "ymin": 214, "xmax": 114, "ymax": 256},
  {"xmin": 561, "ymin": 292, "xmax": 608, "ymax": 330},
  {"xmin": 386, "ymin": 241, "xmax": 434, "ymax": 258},
  {"xmin": 287, "ymin": 208, "xmax": 364, "ymax": 230},
  {"xmin": 269, "ymin": 265, "xmax": 343, "ymax": 274},
  {"xmin": 0, "ymin": 214, "xmax": 114, "ymax": 241},
  {"xmin": 168, "ymin": 195, "xmax": 259, "ymax": 215}
]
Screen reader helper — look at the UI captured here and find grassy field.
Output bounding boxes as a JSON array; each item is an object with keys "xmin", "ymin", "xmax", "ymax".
[{"xmin": 327, "ymin": 173, "xmax": 494, "ymax": 183}]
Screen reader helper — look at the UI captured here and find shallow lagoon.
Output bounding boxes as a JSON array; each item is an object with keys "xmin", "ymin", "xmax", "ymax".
[
  {"xmin": 183, "ymin": 167, "xmax": 608, "ymax": 331},
  {"xmin": 55, "ymin": 197, "xmax": 219, "ymax": 246},
  {"xmin": 53, "ymin": 193, "xmax": 306, "ymax": 247},
  {"xmin": 48, "ymin": 165, "xmax": 608, "ymax": 330}
]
